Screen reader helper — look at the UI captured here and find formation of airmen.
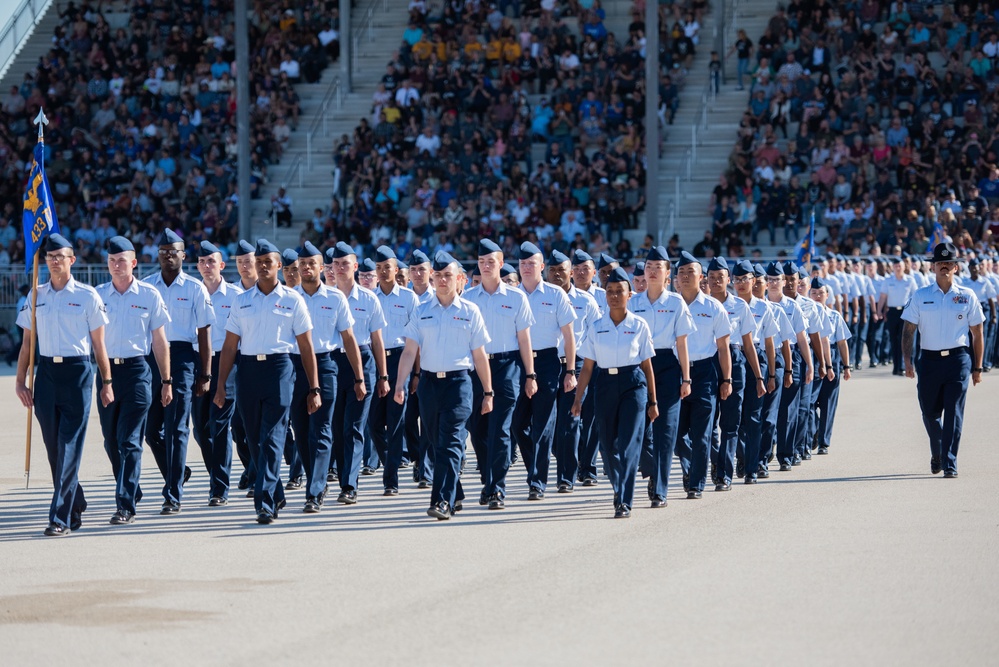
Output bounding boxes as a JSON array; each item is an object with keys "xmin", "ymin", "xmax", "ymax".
[{"xmin": 12, "ymin": 232, "xmax": 987, "ymax": 534}]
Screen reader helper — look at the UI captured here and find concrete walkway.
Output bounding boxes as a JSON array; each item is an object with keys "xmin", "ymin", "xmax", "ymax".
[{"xmin": 0, "ymin": 368, "xmax": 997, "ymax": 664}]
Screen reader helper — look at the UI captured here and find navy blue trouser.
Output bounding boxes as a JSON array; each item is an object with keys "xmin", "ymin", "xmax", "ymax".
[
  {"xmin": 712, "ymin": 347, "xmax": 746, "ymax": 485},
  {"xmin": 237, "ymin": 354, "xmax": 290, "ymax": 515},
  {"xmin": 816, "ymin": 354, "xmax": 842, "ymax": 450},
  {"xmin": 419, "ymin": 371, "xmax": 471, "ymax": 508},
  {"xmin": 647, "ymin": 349, "xmax": 682, "ymax": 501},
  {"xmin": 797, "ymin": 352, "xmax": 823, "ymax": 455},
  {"xmin": 916, "ymin": 348, "xmax": 971, "ymax": 474},
  {"xmin": 513, "ymin": 348, "xmax": 561, "ymax": 492},
  {"xmin": 405, "ymin": 389, "xmax": 434, "ymax": 483},
  {"xmin": 739, "ymin": 348, "xmax": 768, "ymax": 480},
  {"xmin": 35, "ymin": 357, "xmax": 91, "ymax": 529},
  {"xmin": 371, "ymin": 349, "xmax": 409, "ymax": 490},
  {"xmin": 758, "ymin": 353, "xmax": 784, "ymax": 473},
  {"xmin": 866, "ymin": 313, "xmax": 884, "ymax": 366},
  {"xmin": 594, "ymin": 365, "xmax": 648, "ymax": 510},
  {"xmin": 676, "ymin": 357, "xmax": 718, "ymax": 494},
  {"xmin": 191, "ymin": 354, "xmax": 236, "ymax": 500},
  {"xmin": 469, "ymin": 353, "xmax": 521, "ymax": 498},
  {"xmin": 853, "ymin": 308, "xmax": 868, "ymax": 367},
  {"xmin": 290, "ymin": 352, "xmax": 337, "ymax": 502},
  {"xmin": 554, "ymin": 356, "xmax": 585, "ymax": 488},
  {"xmin": 576, "ymin": 374, "xmax": 599, "ymax": 481},
  {"xmin": 984, "ymin": 316, "xmax": 996, "ymax": 369},
  {"xmin": 147, "ymin": 341, "xmax": 197, "ymax": 505},
  {"xmin": 332, "ymin": 346, "xmax": 375, "ymax": 492},
  {"xmin": 231, "ymin": 359, "xmax": 255, "ymax": 487},
  {"xmin": 97, "ymin": 357, "xmax": 151, "ymax": 514},
  {"xmin": 886, "ymin": 308, "xmax": 905, "ymax": 374},
  {"xmin": 776, "ymin": 350, "xmax": 802, "ymax": 467}
]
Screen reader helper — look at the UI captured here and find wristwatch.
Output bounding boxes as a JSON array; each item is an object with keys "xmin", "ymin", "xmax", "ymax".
[
  {"xmin": 309, "ymin": 387, "xmax": 321, "ymax": 396},
  {"xmin": 483, "ymin": 390, "xmax": 495, "ymax": 397},
  {"xmin": 721, "ymin": 378, "xmax": 732, "ymax": 384},
  {"xmin": 378, "ymin": 375, "xmax": 389, "ymax": 382},
  {"xmin": 525, "ymin": 373, "xmax": 538, "ymax": 380},
  {"xmin": 200, "ymin": 374, "xmax": 212, "ymax": 382},
  {"xmin": 102, "ymin": 377, "xmax": 113, "ymax": 386},
  {"xmin": 974, "ymin": 367, "xmax": 984, "ymax": 373},
  {"xmin": 565, "ymin": 369, "xmax": 576, "ymax": 376},
  {"xmin": 648, "ymin": 401, "xmax": 658, "ymax": 407},
  {"xmin": 162, "ymin": 378, "xmax": 173, "ymax": 385},
  {"xmin": 681, "ymin": 379, "xmax": 692, "ymax": 384},
  {"xmin": 354, "ymin": 378, "xmax": 364, "ymax": 385}
]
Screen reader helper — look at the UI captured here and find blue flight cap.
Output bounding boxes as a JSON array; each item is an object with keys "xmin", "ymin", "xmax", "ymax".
[
  {"xmin": 478, "ymin": 239, "xmax": 502, "ymax": 256},
  {"xmin": 797, "ymin": 265, "xmax": 809, "ymax": 279},
  {"xmin": 375, "ymin": 245, "xmax": 397, "ymax": 263},
  {"xmin": 597, "ymin": 252, "xmax": 618, "ymax": 269},
  {"xmin": 571, "ymin": 249, "xmax": 594, "ymax": 266},
  {"xmin": 107, "ymin": 236, "xmax": 135, "ymax": 254},
  {"xmin": 550, "ymin": 249, "xmax": 570, "ymax": 265},
  {"xmin": 810, "ymin": 277, "xmax": 826, "ymax": 290},
  {"xmin": 501, "ymin": 263, "xmax": 517, "ymax": 278},
  {"xmin": 359, "ymin": 258, "xmax": 377, "ymax": 273},
  {"xmin": 45, "ymin": 233, "xmax": 72, "ymax": 252},
  {"xmin": 331, "ymin": 241, "xmax": 355, "ymax": 259},
  {"xmin": 235, "ymin": 240, "xmax": 255, "ymax": 256},
  {"xmin": 471, "ymin": 266, "xmax": 481, "ymax": 276},
  {"xmin": 646, "ymin": 245, "xmax": 669, "ymax": 262},
  {"xmin": 605, "ymin": 266, "xmax": 631, "ymax": 285},
  {"xmin": 281, "ymin": 249, "xmax": 300, "ymax": 266},
  {"xmin": 677, "ymin": 251, "xmax": 699, "ymax": 268},
  {"xmin": 411, "ymin": 249, "xmax": 431, "ymax": 265},
  {"xmin": 733, "ymin": 260, "xmax": 754, "ymax": 276},
  {"xmin": 157, "ymin": 228, "xmax": 183, "ymax": 246},
  {"xmin": 708, "ymin": 257, "xmax": 729, "ymax": 273},
  {"xmin": 255, "ymin": 238, "xmax": 280, "ymax": 257},
  {"xmin": 198, "ymin": 240, "xmax": 220, "ymax": 257},
  {"xmin": 519, "ymin": 242, "xmax": 543, "ymax": 259},
  {"xmin": 782, "ymin": 261, "xmax": 798, "ymax": 277},
  {"xmin": 633, "ymin": 261, "xmax": 645, "ymax": 277},
  {"xmin": 968, "ymin": 258, "xmax": 981, "ymax": 268},
  {"xmin": 433, "ymin": 251, "xmax": 458, "ymax": 271},
  {"xmin": 397, "ymin": 259, "xmax": 408, "ymax": 269},
  {"xmin": 753, "ymin": 263, "xmax": 766, "ymax": 277},
  {"xmin": 765, "ymin": 261, "xmax": 784, "ymax": 277},
  {"xmin": 299, "ymin": 241, "xmax": 323, "ymax": 258}
]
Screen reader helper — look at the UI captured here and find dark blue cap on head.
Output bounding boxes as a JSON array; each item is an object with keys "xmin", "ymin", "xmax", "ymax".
[
  {"xmin": 45, "ymin": 233, "xmax": 72, "ymax": 252},
  {"xmin": 753, "ymin": 263, "xmax": 766, "ymax": 278},
  {"xmin": 433, "ymin": 251, "xmax": 457, "ymax": 271},
  {"xmin": 255, "ymin": 238, "xmax": 280, "ymax": 257},
  {"xmin": 646, "ymin": 245, "xmax": 669, "ymax": 262},
  {"xmin": 797, "ymin": 265, "xmax": 809, "ymax": 279},
  {"xmin": 471, "ymin": 266, "xmax": 481, "ymax": 276},
  {"xmin": 157, "ymin": 228, "xmax": 183, "ymax": 246},
  {"xmin": 107, "ymin": 236, "xmax": 135, "ymax": 254},
  {"xmin": 359, "ymin": 258, "xmax": 377, "ymax": 273},
  {"xmin": 782, "ymin": 261, "xmax": 798, "ymax": 277},
  {"xmin": 836, "ymin": 254, "xmax": 846, "ymax": 261},
  {"xmin": 968, "ymin": 258, "xmax": 981, "ymax": 268},
  {"xmin": 478, "ymin": 239, "xmax": 502, "ymax": 256},
  {"xmin": 633, "ymin": 261, "xmax": 645, "ymax": 277},
  {"xmin": 765, "ymin": 261, "xmax": 784, "ymax": 277},
  {"xmin": 412, "ymin": 249, "xmax": 431, "ymax": 265},
  {"xmin": 708, "ymin": 257, "xmax": 729, "ymax": 273},
  {"xmin": 571, "ymin": 249, "xmax": 593, "ymax": 266},
  {"xmin": 550, "ymin": 249, "xmax": 570, "ymax": 265},
  {"xmin": 299, "ymin": 241, "xmax": 322, "ymax": 258},
  {"xmin": 235, "ymin": 240, "xmax": 255, "ymax": 256},
  {"xmin": 281, "ymin": 249, "xmax": 299, "ymax": 266},
  {"xmin": 605, "ymin": 266, "xmax": 631, "ymax": 285},
  {"xmin": 733, "ymin": 260, "xmax": 754, "ymax": 277},
  {"xmin": 677, "ymin": 251, "xmax": 699, "ymax": 268},
  {"xmin": 375, "ymin": 245, "xmax": 396, "ymax": 263},
  {"xmin": 810, "ymin": 277, "xmax": 826, "ymax": 290},
  {"xmin": 931, "ymin": 242, "xmax": 960, "ymax": 263},
  {"xmin": 397, "ymin": 259, "xmax": 408, "ymax": 269},
  {"xmin": 597, "ymin": 252, "xmax": 617, "ymax": 269},
  {"xmin": 519, "ymin": 242, "xmax": 543, "ymax": 260},
  {"xmin": 501, "ymin": 263, "xmax": 517, "ymax": 278},
  {"xmin": 198, "ymin": 240, "xmax": 220, "ymax": 257},
  {"xmin": 332, "ymin": 241, "xmax": 355, "ymax": 259}
]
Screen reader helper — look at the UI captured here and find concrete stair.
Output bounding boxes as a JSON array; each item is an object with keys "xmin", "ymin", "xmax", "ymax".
[{"xmin": 0, "ymin": 3, "xmax": 61, "ymax": 92}]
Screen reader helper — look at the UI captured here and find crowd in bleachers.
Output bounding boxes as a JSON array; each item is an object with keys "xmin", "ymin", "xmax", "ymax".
[
  {"xmin": 0, "ymin": 0, "xmax": 341, "ymax": 265},
  {"xmin": 711, "ymin": 0, "xmax": 999, "ymax": 258}
]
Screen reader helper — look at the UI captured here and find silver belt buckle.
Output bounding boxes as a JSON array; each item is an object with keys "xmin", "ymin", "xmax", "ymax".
[
  {"xmin": 113, "ymin": 358, "xmax": 125, "ymax": 365},
  {"xmin": 256, "ymin": 354, "xmax": 267, "ymax": 361},
  {"xmin": 532, "ymin": 351, "xmax": 538, "ymax": 357},
  {"xmin": 436, "ymin": 372, "xmax": 447, "ymax": 379},
  {"xmin": 941, "ymin": 350, "xmax": 950, "ymax": 357},
  {"xmin": 385, "ymin": 349, "xmax": 393, "ymax": 356},
  {"xmin": 53, "ymin": 356, "xmax": 64, "ymax": 363},
  {"xmin": 488, "ymin": 354, "xmax": 495, "ymax": 360},
  {"xmin": 607, "ymin": 367, "xmax": 619, "ymax": 375}
]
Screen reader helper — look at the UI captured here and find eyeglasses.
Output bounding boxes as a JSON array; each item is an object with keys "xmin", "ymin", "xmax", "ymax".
[
  {"xmin": 45, "ymin": 253, "xmax": 73, "ymax": 262},
  {"xmin": 733, "ymin": 276, "xmax": 754, "ymax": 284},
  {"xmin": 158, "ymin": 249, "xmax": 182, "ymax": 257}
]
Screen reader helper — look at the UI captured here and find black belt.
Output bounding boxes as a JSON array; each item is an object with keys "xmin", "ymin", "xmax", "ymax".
[
  {"xmin": 690, "ymin": 357, "xmax": 715, "ymax": 368},
  {"xmin": 111, "ymin": 356, "xmax": 146, "ymax": 365},
  {"xmin": 341, "ymin": 344, "xmax": 371, "ymax": 353},
  {"xmin": 39, "ymin": 355, "xmax": 87, "ymax": 363},
  {"xmin": 532, "ymin": 348, "xmax": 566, "ymax": 363},
  {"xmin": 385, "ymin": 347, "xmax": 404, "ymax": 356},
  {"xmin": 921, "ymin": 347, "xmax": 968, "ymax": 358},
  {"xmin": 292, "ymin": 351, "xmax": 332, "ymax": 361},
  {"xmin": 889, "ymin": 306, "xmax": 904, "ymax": 311},
  {"xmin": 421, "ymin": 369, "xmax": 469, "ymax": 379},
  {"xmin": 487, "ymin": 350, "xmax": 519, "ymax": 360},
  {"xmin": 169, "ymin": 341, "xmax": 195, "ymax": 349},
  {"xmin": 241, "ymin": 353, "xmax": 290, "ymax": 361},
  {"xmin": 600, "ymin": 364, "xmax": 638, "ymax": 375}
]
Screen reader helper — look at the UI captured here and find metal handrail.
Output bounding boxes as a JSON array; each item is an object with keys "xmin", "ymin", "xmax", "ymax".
[
  {"xmin": 351, "ymin": 0, "xmax": 389, "ymax": 75},
  {"xmin": 0, "ymin": 0, "xmax": 51, "ymax": 82},
  {"xmin": 305, "ymin": 76, "xmax": 343, "ymax": 169}
]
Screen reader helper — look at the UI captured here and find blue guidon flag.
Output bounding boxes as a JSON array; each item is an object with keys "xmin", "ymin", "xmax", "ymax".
[
  {"xmin": 795, "ymin": 209, "xmax": 817, "ymax": 266},
  {"xmin": 22, "ymin": 140, "xmax": 60, "ymax": 274}
]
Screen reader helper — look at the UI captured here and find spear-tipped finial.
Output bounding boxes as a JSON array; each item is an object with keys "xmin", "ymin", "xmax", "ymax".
[{"xmin": 33, "ymin": 107, "xmax": 48, "ymax": 141}]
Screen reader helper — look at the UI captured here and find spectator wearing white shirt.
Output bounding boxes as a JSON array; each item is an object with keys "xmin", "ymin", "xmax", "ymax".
[
  {"xmin": 394, "ymin": 80, "xmax": 420, "ymax": 107},
  {"xmin": 279, "ymin": 53, "xmax": 301, "ymax": 83},
  {"xmin": 414, "ymin": 126, "xmax": 441, "ymax": 157}
]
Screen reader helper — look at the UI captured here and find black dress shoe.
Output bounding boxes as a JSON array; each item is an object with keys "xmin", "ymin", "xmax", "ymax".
[
  {"xmin": 931, "ymin": 458, "xmax": 942, "ymax": 475},
  {"xmin": 715, "ymin": 482, "xmax": 732, "ymax": 492},
  {"xmin": 285, "ymin": 476, "xmax": 305, "ymax": 490},
  {"xmin": 581, "ymin": 478, "xmax": 597, "ymax": 487},
  {"xmin": 943, "ymin": 470, "xmax": 958, "ymax": 479},
  {"xmin": 779, "ymin": 463, "xmax": 792, "ymax": 472},
  {"xmin": 246, "ymin": 489, "xmax": 255, "ymax": 498},
  {"xmin": 256, "ymin": 511, "xmax": 275, "ymax": 524},
  {"xmin": 303, "ymin": 500, "xmax": 321, "ymax": 514},
  {"xmin": 488, "ymin": 494, "xmax": 505, "ymax": 510},
  {"xmin": 651, "ymin": 496, "xmax": 667, "ymax": 508},
  {"xmin": 791, "ymin": 454, "xmax": 802, "ymax": 466},
  {"xmin": 327, "ymin": 469, "xmax": 338, "ymax": 483},
  {"xmin": 527, "ymin": 488, "xmax": 544, "ymax": 501},
  {"xmin": 208, "ymin": 497, "xmax": 228, "ymax": 507},
  {"xmin": 183, "ymin": 466, "xmax": 192, "ymax": 484},
  {"xmin": 744, "ymin": 475, "xmax": 758, "ymax": 484},
  {"xmin": 160, "ymin": 502, "xmax": 181, "ymax": 516},
  {"xmin": 44, "ymin": 524, "xmax": 71, "ymax": 537},
  {"xmin": 360, "ymin": 466, "xmax": 376, "ymax": 476},
  {"xmin": 418, "ymin": 479, "xmax": 431, "ymax": 489},
  {"xmin": 479, "ymin": 490, "xmax": 489, "ymax": 506},
  {"xmin": 453, "ymin": 500, "xmax": 463, "ymax": 513},
  {"xmin": 614, "ymin": 505, "xmax": 631, "ymax": 518},
  {"xmin": 801, "ymin": 451, "xmax": 812, "ymax": 460},
  {"xmin": 337, "ymin": 489, "xmax": 358, "ymax": 504},
  {"xmin": 817, "ymin": 447, "xmax": 829, "ymax": 455},
  {"xmin": 758, "ymin": 469, "xmax": 770, "ymax": 478},
  {"xmin": 557, "ymin": 483, "xmax": 573, "ymax": 493},
  {"xmin": 427, "ymin": 501, "xmax": 452, "ymax": 520},
  {"xmin": 686, "ymin": 490, "xmax": 702, "ymax": 500},
  {"xmin": 383, "ymin": 487, "xmax": 399, "ymax": 496},
  {"xmin": 237, "ymin": 477, "xmax": 249, "ymax": 490},
  {"xmin": 110, "ymin": 510, "xmax": 135, "ymax": 525}
]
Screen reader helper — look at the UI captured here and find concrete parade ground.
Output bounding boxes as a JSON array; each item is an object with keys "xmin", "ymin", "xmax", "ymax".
[{"xmin": 0, "ymin": 367, "xmax": 997, "ymax": 665}]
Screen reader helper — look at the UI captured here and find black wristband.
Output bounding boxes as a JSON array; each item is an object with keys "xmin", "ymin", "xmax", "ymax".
[
  {"xmin": 354, "ymin": 378, "xmax": 364, "ymax": 384},
  {"xmin": 648, "ymin": 401, "xmax": 657, "ymax": 407},
  {"xmin": 974, "ymin": 367, "xmax": 984, "ymax": 373},
  {"xmin": 483, "ymin": 390, "xmax": 495, "ymax": 397},
  {"xmin": 378, "ymin": 375, "xmax": 389, "ymax": 381}
]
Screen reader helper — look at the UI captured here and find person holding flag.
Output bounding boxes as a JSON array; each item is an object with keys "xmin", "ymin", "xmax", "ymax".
[{"xmin": 795, "ymin": 210, "xmax": 817, "ymax": 267}]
